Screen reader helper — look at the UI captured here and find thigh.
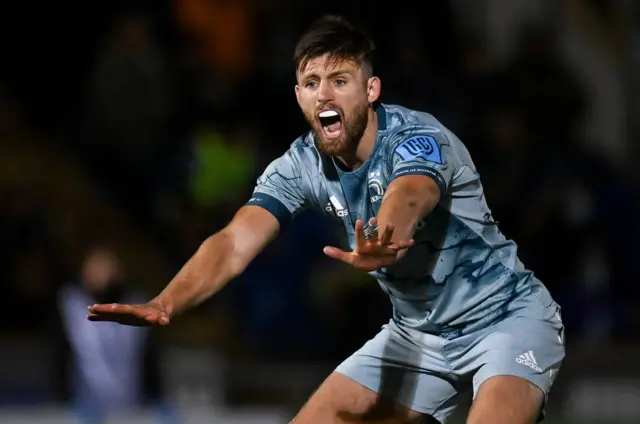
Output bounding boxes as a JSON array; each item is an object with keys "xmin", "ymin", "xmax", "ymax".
[
  {"xmin": 291, "ymin": 372, "xmax": 424, "ymax": 424},
  {"xmin": 466, "ymin": 375, "xmax": 543, "ymax": 424},
  {"xmin": 331, "ymin": 322, "xmax": 462, "ymax": 423},
  {"xmin": 471, "ymin": 303, "xmax": 565, "ymax": 404},
  {"xmin": 452, "ymin": 300, "xmax": 565, "ymax": 423}
]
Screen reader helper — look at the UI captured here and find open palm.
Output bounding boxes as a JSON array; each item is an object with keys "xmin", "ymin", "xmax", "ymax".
[
  {"xmin": 87, "ymin": 302, "xmax": 171, "ymax": 326},
  {"xmin": 323, "ymin": 218, "xmax": 413, "ymax": 272}
]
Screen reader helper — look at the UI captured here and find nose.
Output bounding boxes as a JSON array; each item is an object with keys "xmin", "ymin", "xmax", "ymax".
[{"xmin": 317, "ymin": 79, "xmax": 333, "ymax": 103}]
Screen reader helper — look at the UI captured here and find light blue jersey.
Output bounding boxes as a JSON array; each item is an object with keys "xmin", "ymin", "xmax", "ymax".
[{"xmin": 247, "ymin": 103, "xmax": 551, "ymax": 338}]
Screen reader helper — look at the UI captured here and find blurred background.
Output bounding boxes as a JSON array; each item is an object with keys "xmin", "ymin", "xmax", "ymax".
[{"xmin": 0, "ymin": 0, "xmax": 638, "ymax": 423}]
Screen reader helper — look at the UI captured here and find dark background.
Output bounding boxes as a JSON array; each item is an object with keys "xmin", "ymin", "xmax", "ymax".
[{"xmin": 0, "ymin": 0, "xmax": 638, "ymax": 422}]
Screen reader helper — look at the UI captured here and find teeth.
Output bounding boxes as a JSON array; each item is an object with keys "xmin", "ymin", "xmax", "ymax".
[{"xmin": 319, "ymin": 110, "xmax": 339, "ymax": 118}]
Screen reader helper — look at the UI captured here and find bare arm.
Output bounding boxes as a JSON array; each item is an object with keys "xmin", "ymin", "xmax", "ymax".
[
  {"xmin": 89, "ymin": 146, "xmax": 308, "ymax": 326},
  {"xmin": 88, "ymin": 205, "xmax": 280, "ymax": 325},
  {"xmin": 376, "ymin": 175, "xmax": 440, "ymax": 253},
  {"xmin": 323, "ymin": 129, "xmax": 451, "ymax": 272},
  {"xmin": 152, "ymin": 205, "xmax": 280, "ymax": 317},
  {"xmin": 322, "ymin": 175, "xmax": 439, "ymax": 271}
]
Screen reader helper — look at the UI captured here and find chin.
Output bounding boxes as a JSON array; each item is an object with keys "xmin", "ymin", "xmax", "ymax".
[{"xmin": 314, "ymin": 132, "xmax": 349, "ymax": 156}]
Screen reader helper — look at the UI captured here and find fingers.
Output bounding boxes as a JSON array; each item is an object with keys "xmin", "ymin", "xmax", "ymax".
[
  {"xmin": 351, "ymin": 218, "xmax": 413, "ymax": 251},
  {"xmin": 388, "ymin": 239, "xmax": 415, "ymax": 251},
  {"xmin": 361, "ymin": 218, "xmax": 397, "ymax": 246},
  {"xmin": 86, "ymin": 304, "xmax": 171, "ymax": 326},
  {"xmin": 379, "ymin": 223, "xmax": 394, "ymax": 245},
  {"xmin": 88, "ymin": 303, "xmax": 133, "ymax": 315},
  {"xmin": 89, "ymin": 303, "xmax": 152, "ymax": 319},
  {"xmin": 87, "ymin": 312, "xmax": 162, "ymax": 326},
  {"xmin": 365, "ymin": 217, "xmax": 379, "ymax": 241},
  {"xmin": 354, "ymin": 219, "xmax": 367, "ymax": 248}
]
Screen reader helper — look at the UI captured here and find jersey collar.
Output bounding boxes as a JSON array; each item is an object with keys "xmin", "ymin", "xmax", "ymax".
[
  {"xmin": 376, "ymin": 102, "xmax": 387, "ymax": 132},
  {"xmin": 317, "ymin": 103, "xmax": 388, "ymax": 180}
]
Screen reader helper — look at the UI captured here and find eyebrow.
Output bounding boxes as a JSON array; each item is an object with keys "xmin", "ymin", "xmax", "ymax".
[{"xmin": 302, "ymin": 69, "xmax": 352, "ymax": 81}]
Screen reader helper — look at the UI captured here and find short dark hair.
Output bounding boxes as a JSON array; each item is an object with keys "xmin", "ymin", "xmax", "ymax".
[{"xmin": 294, "ymin": 15, "xmax": 375, "ymax": 75}]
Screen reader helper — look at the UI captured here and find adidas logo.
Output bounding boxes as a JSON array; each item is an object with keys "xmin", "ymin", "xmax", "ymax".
[
  {"xmin": 516, "ymin": 351, "xmax": 542, "ymax": 372},
  {"xmin": 327, "ymin": 196, "xmax": 349, "ymax": 217}
]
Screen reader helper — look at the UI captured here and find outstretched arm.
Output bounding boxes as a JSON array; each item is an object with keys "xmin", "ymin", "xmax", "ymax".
[
  {"xmin": 89, "ymin": 146, "xmax": 309, "ymax": 326},
  {"xmin": 151, "ymin": 205, "xmax": 280, "ymax": 316},
  {"xmin": 88, "ymin": 205, "xmax": 280, "ymax": 325}
]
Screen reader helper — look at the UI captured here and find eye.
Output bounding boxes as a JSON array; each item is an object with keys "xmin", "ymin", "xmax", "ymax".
[
  {"xmin": 305, "ymin": 81, "xmax": 317, "ymax": 88},
  {"xmin": 335, "ymin": 79, "xmax": 346, "ymax": 86}
]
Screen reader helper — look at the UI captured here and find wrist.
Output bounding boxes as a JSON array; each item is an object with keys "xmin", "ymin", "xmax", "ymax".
[{"xmin": 150, "ymin": 296, "xmax": 175, "ymax": 317}]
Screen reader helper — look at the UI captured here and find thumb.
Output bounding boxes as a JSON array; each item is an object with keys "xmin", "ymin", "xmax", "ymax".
[
  {"xmin": 323, "ymin": 246, "xmax": 356, "ymax": 265},
  {"xmin": 155, "ymin": 306, "xmax": 171, "ymax": 326},
  {"xmin": 158, "ymin": 314, "xmax": 170, "ymax": 326},
  {"xmin": 142, "ymin": 306, "xmax": 170, "ymax": 326}
]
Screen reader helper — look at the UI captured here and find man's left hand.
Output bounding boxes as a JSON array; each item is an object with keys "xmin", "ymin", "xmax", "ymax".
[{"xmin": 323, "ymin": 218, "xmax": 414, "ymax": 272}]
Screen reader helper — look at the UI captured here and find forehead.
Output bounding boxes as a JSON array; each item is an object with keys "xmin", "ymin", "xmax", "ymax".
[{"xmin": 298, "ymin": 54, "xmax": 361, "ymax": 78}]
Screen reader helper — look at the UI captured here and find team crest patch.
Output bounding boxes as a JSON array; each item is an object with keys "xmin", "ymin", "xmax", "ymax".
[
  {"xmin": 395, "ymin": 135, "xmax": 443, "ymax": 164},
  {"xmin": 368, "ymin": 178, "xmax": 384, "ymax": 203}
]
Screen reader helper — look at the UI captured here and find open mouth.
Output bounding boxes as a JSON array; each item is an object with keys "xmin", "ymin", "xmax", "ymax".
[{"xmin": 318, "ymin": 109, "xmax": 342, "ymax": 139}]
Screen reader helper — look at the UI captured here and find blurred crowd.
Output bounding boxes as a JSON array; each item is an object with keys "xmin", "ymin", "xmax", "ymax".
[{"xmin": 0, "ymin": 0, "xmax": 638, "ymax": 417}]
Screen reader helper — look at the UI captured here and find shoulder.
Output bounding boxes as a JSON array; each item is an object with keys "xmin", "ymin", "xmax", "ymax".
[
  {"xmin": 379, "ymin": 103, "xmax": 457, "ymax": 161},
  {"xmin": 383, "ymin": 103, "xmax": 451, "ymax": 141},
  {"xmin": 274, "ymin": 132, "xmax": 321, "ymax": 170},
  {"xmin": 383, "ymin": 103, "xmax": 444, "ymax": 129},
  {"xmin": 261, "ymin": 132, "xmax": 319, "ymax": 175},
  {"xmin": 259, "ymin": 132, "xmax": 328, "ymax": 199}
]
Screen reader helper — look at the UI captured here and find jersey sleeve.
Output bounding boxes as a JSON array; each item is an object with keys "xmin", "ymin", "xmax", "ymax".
[
  {"xmin": 388, "ymin": 127, "xmax": 456, "ymax": 195},
  {"xmin": 245, "ymin": 150, "xmax": 307, "ymax": 227}
]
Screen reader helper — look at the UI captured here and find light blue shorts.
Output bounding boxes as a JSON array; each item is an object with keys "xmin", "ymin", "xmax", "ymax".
[{"xmin": 335, "ymin": 294, "xmax": 565, "ymax": 423}]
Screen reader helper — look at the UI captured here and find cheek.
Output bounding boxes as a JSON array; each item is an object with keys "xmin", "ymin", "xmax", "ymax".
[
  {"xmin": 301, "ymin": 107, "xmax": 316, "ymax": 123},
  {"xmin": 296, "ymin": 100, "xmax": 312, "ymax": 116},
  {"xmin": 301, "ymin": 103, "xmax": 314, "ymax": 115},
  {"xmin": 343, "ymin": 90, "xmax": 368, "ymax": 109},
  {"xmin": 344, "ymin": 100, "xmax": 367, "ymax": 120},
  {"xmin": 297, "ymin": 95, "xmax": 313, "ymax": 110}
]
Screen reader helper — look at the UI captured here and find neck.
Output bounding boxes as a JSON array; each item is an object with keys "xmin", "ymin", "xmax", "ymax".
[{"xmin": 336, "ymin": 107, "xmax": 378, "ymax": 169}]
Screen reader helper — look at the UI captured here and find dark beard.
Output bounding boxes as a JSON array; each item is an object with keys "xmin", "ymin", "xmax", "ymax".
[{"xmin": 307, "ymin": 102, "xmax": 370, "ymax": 157}]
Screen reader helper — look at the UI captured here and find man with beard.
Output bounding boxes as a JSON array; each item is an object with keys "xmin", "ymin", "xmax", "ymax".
[{"xmin": 88, "ymin": 15, "xmax": 565, "ymax": 424}]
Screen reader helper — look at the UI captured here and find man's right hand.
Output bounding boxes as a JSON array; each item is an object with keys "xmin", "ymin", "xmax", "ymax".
[
  {"xmin": 87, "ymin": 301, "xmax": 171, "ymax": 326},
  {"xmin": 86, "ymin": 206, "xmax": 281, "ymax": 328}
]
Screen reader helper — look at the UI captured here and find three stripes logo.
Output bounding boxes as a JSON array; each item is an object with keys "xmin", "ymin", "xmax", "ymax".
[
  {"xmin": 327, "ymin": 195, "xmax": 349, "ymax": 218},
  {"xmin": 516, "ymin": 350, "xmax": 542, "ymax": 373}
]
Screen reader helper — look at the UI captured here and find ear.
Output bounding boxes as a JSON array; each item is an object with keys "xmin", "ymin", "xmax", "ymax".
[
  {"xmin": 367, "ymin": 77, "xmax": 381, "ymax": 104},
  {"xmin": 295, "ymin": 85, "xmax": 301, "ymax": 104}
]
